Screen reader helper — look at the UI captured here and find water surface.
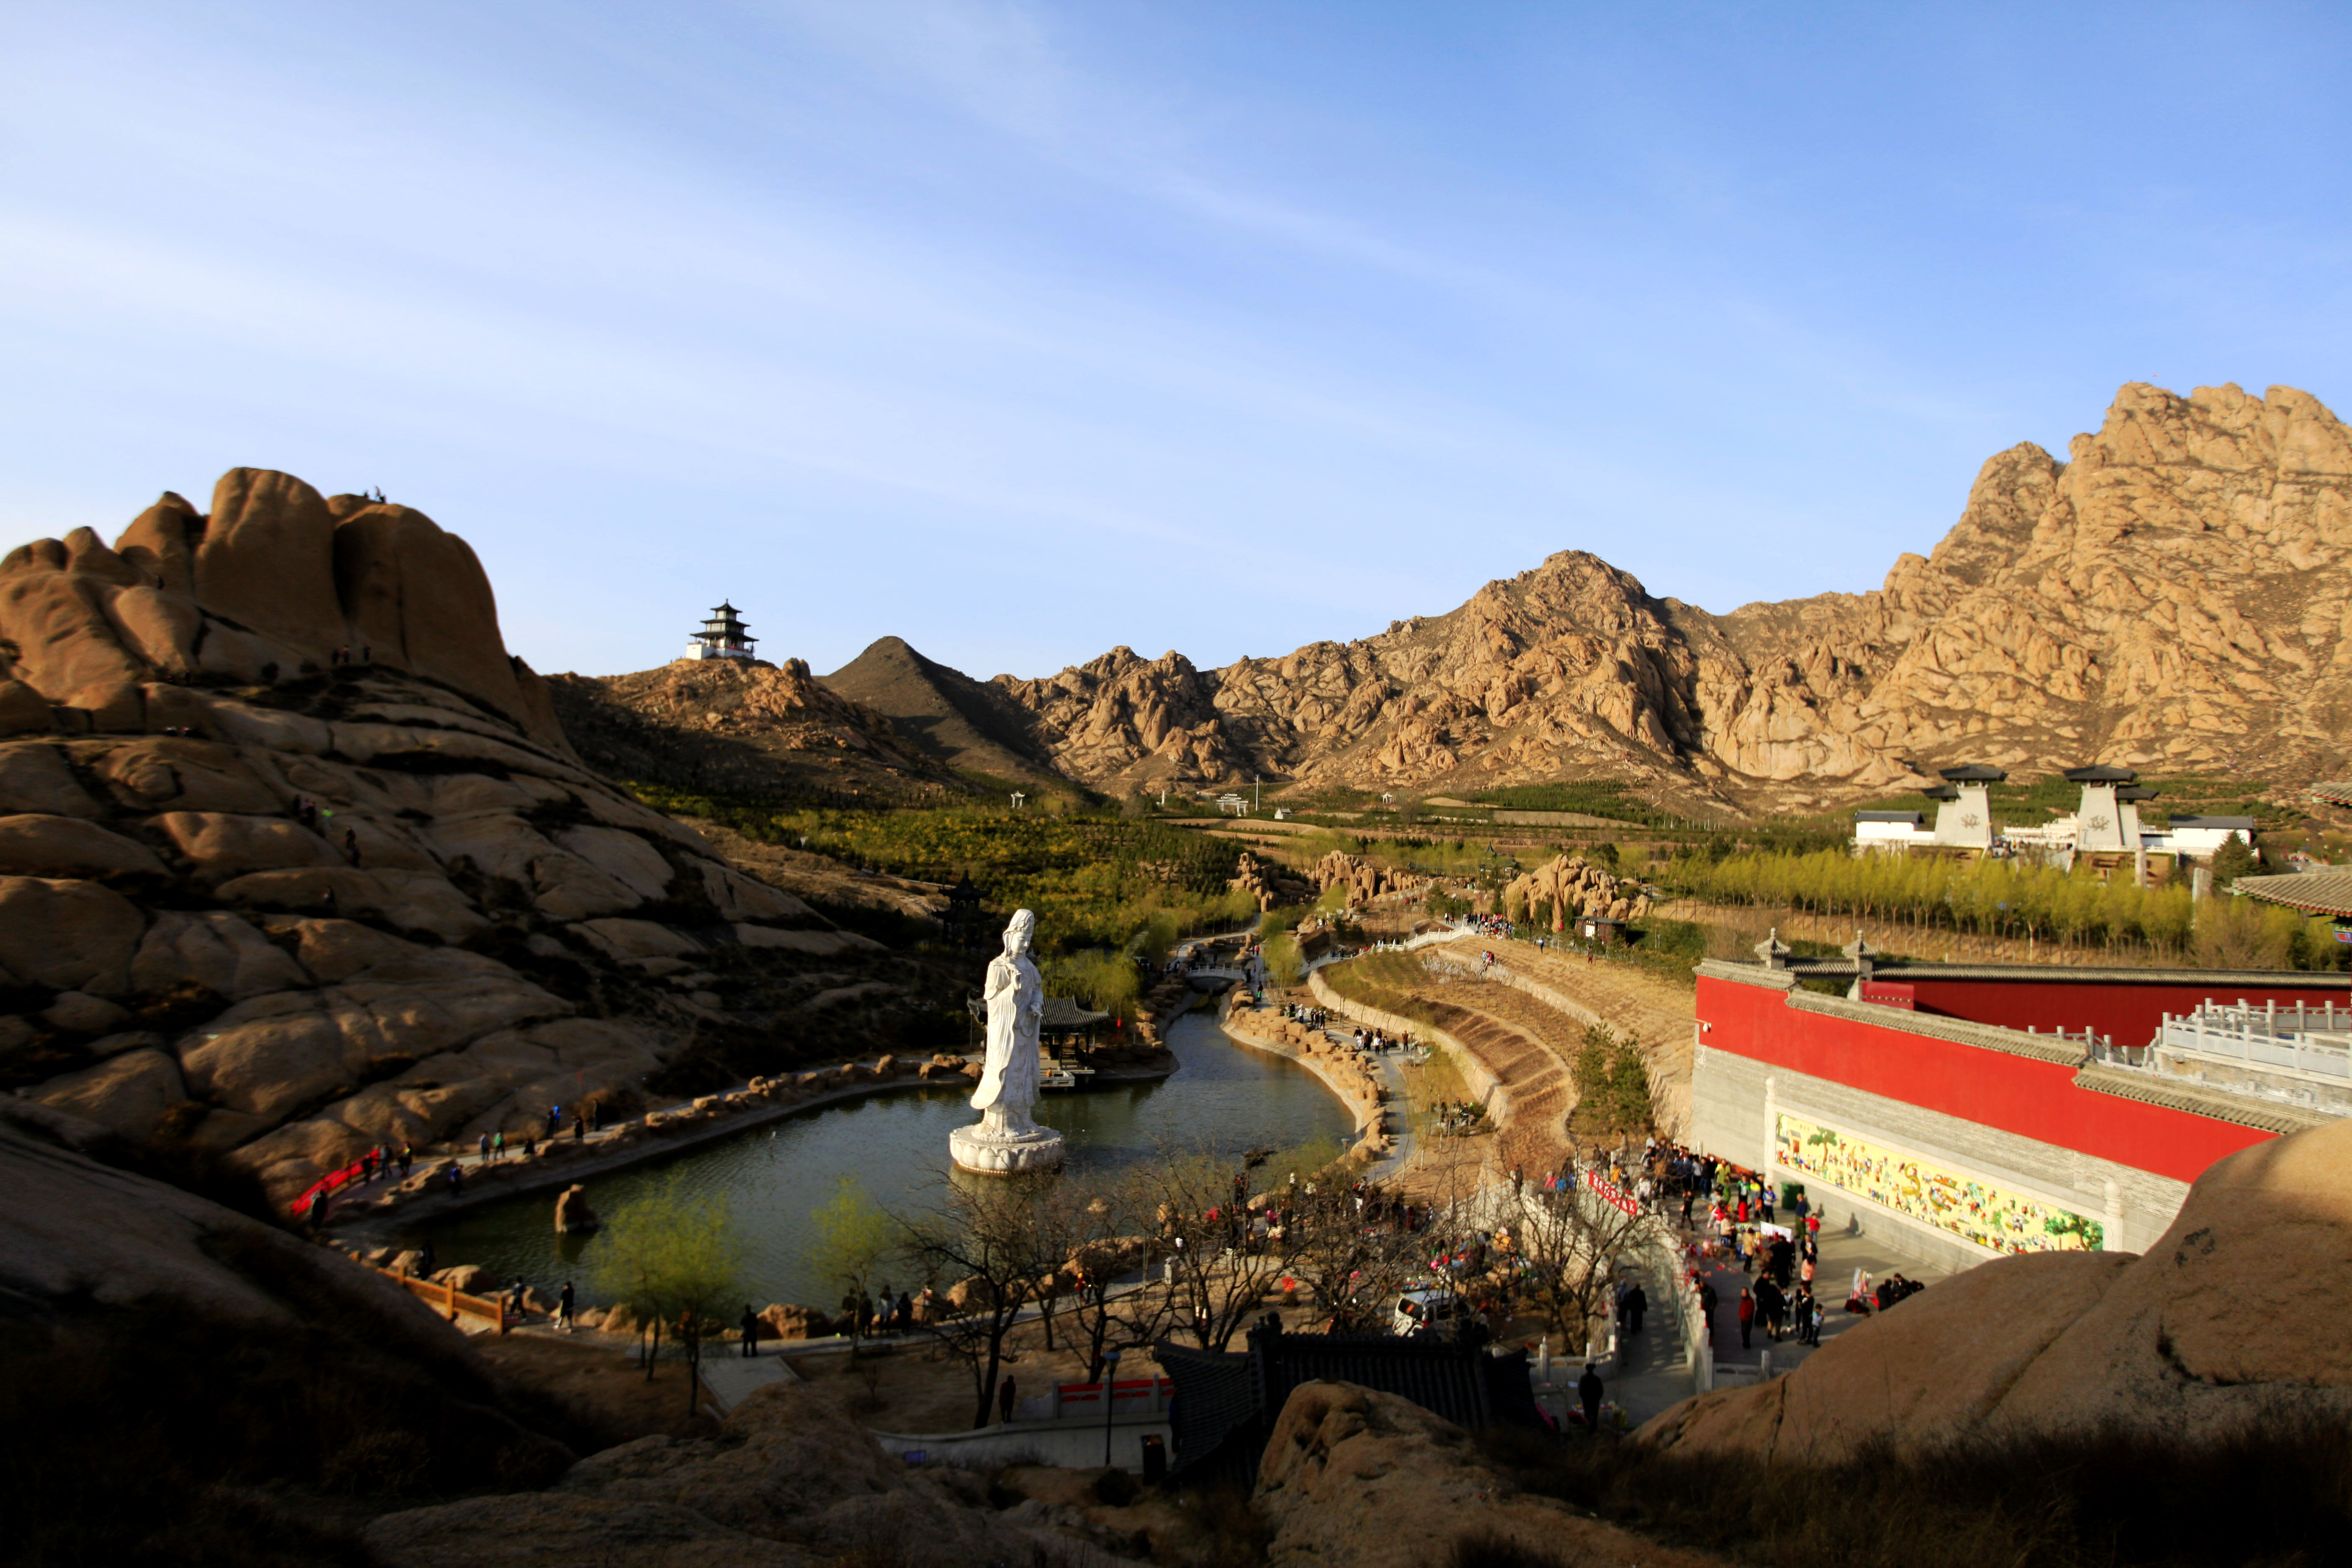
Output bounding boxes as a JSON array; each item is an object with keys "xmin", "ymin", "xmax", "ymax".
[{"xmin": 405, "ymin": 1009, "xmax": 1349, "ymax": 1306}]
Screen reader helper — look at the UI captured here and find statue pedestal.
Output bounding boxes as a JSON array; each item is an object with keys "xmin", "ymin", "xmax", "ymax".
[{"xmin": 949, "ymin": 1119, "xmax": 1065, "ymax": 1176}]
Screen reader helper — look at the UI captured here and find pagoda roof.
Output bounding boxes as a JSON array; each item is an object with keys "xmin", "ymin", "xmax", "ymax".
[
  {"xmin": 2115, "ymin": 785, "xmax": 2161, "ymax": 802},
  {"xmin": 1921, "ymin": 785, "xmax": 1960, "ymax": 801},
  {"xmin": 2063, "ymin": 765, "xmax": 2139, "ymax": 783},
  {"xmin": 1938, "ymin": 765, "xmax": 2008, "ymax": 782}
]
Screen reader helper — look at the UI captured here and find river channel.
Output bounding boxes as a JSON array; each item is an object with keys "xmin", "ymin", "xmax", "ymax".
[{"xmin": 402, "ymin": 1008, "xmax": 1351, "ymax": 1308}]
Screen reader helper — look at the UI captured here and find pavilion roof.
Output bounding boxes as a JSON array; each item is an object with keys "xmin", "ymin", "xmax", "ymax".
[
  {"xmin": 1939, "ymin": 765, "xmax": 2008, "ymax": 782},
  {"xmin": 2063, "ymin": 765, "xmax": 2138, "ymax": 783},
  {"xmin": 1042, "ymin": 996, "xmax": 1110, "ymax": 1029},
  {"xmin": 2312, "ymin": 782, "xmax": 2352, "ymax": 809}
]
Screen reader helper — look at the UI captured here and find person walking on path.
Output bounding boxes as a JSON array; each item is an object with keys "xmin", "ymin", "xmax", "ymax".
[
  {"xmin": 1577, "ymin": 1362, "xmax": 1604, "ymax": 1436},
  {"xmin": 1737, "ymin": 1287, "xmax": 1756, "ymax": 1350},
  {"xmin": 1697, "ymin": 1279, "xmax": 1718, "ymax": 1345},
  {"xmin": 477, "ymin": 1132, "xmax": 492, "ymax": 1165},
  {"xmin": 1625, "ymin": 1283, "xmax": 1647, "ymax": 1335},
  {"xmin": 573, "ymin": 1112, "xmax": 586, "ymax": 1142},
  {"xmin": 740, "ymin": 1305, "xmax": 760, "ymax": 1357},
  {"xmin": 492, "ymin": 1130, "xmax": 505, "ymax": 1162},
  {"xmin": 557, "ymin": 1281, "xmax": 575, "ymax": 1333},
  {"xmin": 997, "ymin": 1374, "xmax": 1016, "ymax": 1426}
]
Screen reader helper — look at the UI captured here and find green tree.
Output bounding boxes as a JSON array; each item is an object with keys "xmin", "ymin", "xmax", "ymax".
[
  {"xmin": 808, "ymin": 1175, "xmax": 894, "ymax": 1356},
  {"xmin": 595, "ymin": 1173, "xmax": 745, "ymax": 1413},
  {"xmin": 1262, "ymin": 931, "xmax": 1304, "ymax": 987},
  {"xmin": 2210, "ymin": 832, "xmax": 2259, "ymax": 888}
]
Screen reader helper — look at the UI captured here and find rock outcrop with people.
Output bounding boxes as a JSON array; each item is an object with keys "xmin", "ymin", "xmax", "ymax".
[
  {"xmin": 1637, "ymin": 1115, "xmax": 2352, "ymax": 1459},
  {"xmin": 972, "ymin": 383, "xmax": 2352, "ymax": 809},
  {"xmin": 0, "ymin": 469, "xmax": 934, "ymax": 1208}
]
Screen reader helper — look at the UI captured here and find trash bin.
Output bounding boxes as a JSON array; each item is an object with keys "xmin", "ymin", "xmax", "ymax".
[{"xmin": 1140, "ymin": 1434, "xmax": 1166, "ymax": 1485}]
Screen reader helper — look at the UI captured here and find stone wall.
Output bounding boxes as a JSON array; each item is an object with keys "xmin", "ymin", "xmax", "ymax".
[{"xmin": 1690, "ymin": 1039, "xmax": 2192, "ymax": 1276}]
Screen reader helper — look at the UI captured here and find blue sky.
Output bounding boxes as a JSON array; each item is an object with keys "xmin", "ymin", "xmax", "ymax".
[{"xmin": 4, "ymin": 2, "xmax": 2348, "ymax": 681}]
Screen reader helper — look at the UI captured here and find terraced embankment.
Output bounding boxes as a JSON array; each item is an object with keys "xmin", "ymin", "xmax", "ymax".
[
  {"xmin": 1313, "ymin": 939, "xmax": 1704, "ymax": 1157},
  {"xmin": 1437, "ymin": 938, "xmax": 1700, "ymax": 1135}
]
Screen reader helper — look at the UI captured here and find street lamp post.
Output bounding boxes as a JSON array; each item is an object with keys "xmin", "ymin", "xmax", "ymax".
[{"xmin": 1100, "ymin": 1349, "xmax": 1122, "ymax": 1469}]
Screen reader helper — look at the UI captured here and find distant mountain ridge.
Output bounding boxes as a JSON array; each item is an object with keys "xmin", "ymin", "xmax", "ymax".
[
  {"xmin": 955, "ymin": 382, "xmax": 2352, "ymax": 810},
  {"xmin": 562, "ymin": 381, "xmax": 2352, "ymax": 814}
]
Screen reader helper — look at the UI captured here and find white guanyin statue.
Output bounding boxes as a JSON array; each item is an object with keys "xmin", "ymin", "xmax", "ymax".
[{"xmin": 948, "ymin": 909, "xmax": 1066, "ymax": 1174}]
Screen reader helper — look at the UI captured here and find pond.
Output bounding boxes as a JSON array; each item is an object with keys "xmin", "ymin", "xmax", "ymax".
[{"xmin": 402, "ymin": 1008, "xmax": 1352, "ymax": 1308}]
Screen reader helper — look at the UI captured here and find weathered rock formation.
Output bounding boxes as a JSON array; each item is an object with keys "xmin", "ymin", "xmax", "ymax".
[
  {"xmin": 1255, "ymin": 1380, "xmax": 1728, "ymax": 1568},
  {"xmin": 1311, "ymin": 849, "xmax": 1425, "ymax": 905},
  {"xmin": 546, "ymin": 653, "xmax": 959, "ymax": 801},
  {"xmin": 552, "ymin": 1182, "xmax": 599, "ymax": 1234},
  {"xmin": 1638, "ymin": 1112, "xmax": 2352, "ymax": 1458},
  {"xmin": 0, "ymin": 470, "xmax": 932, "ymax": 1207},
  {"xmin": 981, "ymin": 384, "xmax": 2352, "ymax": 809},
  {"xmin": 1503, "ymin": 853, "xmax": 1653, "ymax": 931},
  {"xmin": 1231, "ymin": 848, "xmax": 1314, "ymax": 910},
  {"xmin": 366, "ymin": 1382, "xmax": 1084, "ymax": 1566}
]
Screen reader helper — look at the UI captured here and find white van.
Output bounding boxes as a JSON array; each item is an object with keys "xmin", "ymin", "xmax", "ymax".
[{"xmin": 1391, "ymin": 1289, "xmax": 1468, "ymax": 1337}]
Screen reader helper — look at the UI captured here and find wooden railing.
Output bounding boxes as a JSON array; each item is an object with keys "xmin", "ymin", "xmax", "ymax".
[{"xmin": 380, "ymin": 1268, "xmax": 511, "ymax": 1333}]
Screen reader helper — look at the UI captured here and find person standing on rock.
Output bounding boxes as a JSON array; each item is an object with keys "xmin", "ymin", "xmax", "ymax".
[
  {"xmin": 740, "ymin": 1304, "xmax": 760, "ymax": 1357},
  {"xmin": 557, "ymin": 1281, "xmax": 575, "ymax": 1333},
  {"xmin": 1577, "ymin": 1362, "xmax": 1604, "ymax": 1436}
]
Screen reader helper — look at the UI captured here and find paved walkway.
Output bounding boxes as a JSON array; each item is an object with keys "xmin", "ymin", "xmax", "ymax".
[{"xmin": 1609, "ymin": 1215, "xmax": 1955, "ymax": 1425}]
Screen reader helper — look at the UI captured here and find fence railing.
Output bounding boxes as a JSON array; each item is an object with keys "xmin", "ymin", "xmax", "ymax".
[
  {"xmin": 2158, "ymin": 1001, "xmax": 2352, "ymax": 1082},
  {"xmin": 382, "ymin": 1268, "xmax": 511, "ymax": 1333}
]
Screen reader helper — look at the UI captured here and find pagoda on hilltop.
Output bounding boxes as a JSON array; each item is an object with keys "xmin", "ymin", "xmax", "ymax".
[{"xmin": 684, "ymin": 602, "xmax": 759, "ymax": 661}]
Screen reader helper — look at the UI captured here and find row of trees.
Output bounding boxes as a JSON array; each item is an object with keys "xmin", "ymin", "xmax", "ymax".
[{"xmin": 1668, "ymin": 847, "xmax": 2341, "ymax": 967}]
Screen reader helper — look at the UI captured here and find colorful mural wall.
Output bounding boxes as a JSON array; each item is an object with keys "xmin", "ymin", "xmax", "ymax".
[{"xmin": 1775, "ymin": 1113, "xmax": 2105, "ymax": 1255}]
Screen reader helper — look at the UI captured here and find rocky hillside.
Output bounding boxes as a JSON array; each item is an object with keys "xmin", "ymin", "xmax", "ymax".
[
  {"xmin": 819, "ymin": 633, "xmax": 1071, "ymax": 789},
  {"xmin": 982, "ymin": 383, "xmax": 2352, "ymax": 810},
  {"xmin": 0, "ymin": 470, "xmax": 953, "ymax": 1207},
  {"xmin": 544, "ymin": 653, "xmax": 961, "ymax": 802}
]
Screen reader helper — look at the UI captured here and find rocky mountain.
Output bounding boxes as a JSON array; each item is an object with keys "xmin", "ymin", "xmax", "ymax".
[
  {"xmin": 979, "ymin": 383, "xmax": 2352, "ymax": 810},
  {"xmin": 545, "ymin": 653, "xmax": 960, "ymax": 801},
  {"xmin": 0, "ymin": 469, "xmax": 953, "ymax": 1207},
  {"xmin": 819, "ymin": 634, "xmax": 1068, "ymax": 789}
]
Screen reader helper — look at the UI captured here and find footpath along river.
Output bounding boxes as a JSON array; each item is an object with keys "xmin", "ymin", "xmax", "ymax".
[{"xmin": 401, "ymin": 1008, "xmax": 1352, "ymax": 1308}]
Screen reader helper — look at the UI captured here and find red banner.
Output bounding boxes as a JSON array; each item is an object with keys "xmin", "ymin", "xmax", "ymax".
[{"xmin": 1585, "ymin": 1172, "xmax": 1639, "ymax": 1217}]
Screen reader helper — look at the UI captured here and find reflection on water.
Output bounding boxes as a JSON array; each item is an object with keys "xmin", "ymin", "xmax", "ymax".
[{"xmin": 404, "ymin": 1008, "xmax": 1349, "ymax": 1307}]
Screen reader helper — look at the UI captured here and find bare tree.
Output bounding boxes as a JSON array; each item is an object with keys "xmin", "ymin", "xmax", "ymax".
[
  {"xmin": 893, "ymin": 1176, "xmax": 1062, "ymax": 1431},
  {"xmin": 1141, "ymin": 1144, "xmax": 1315, "ymax": 1351},
  {"xmin": 1511, "ymin": 1175, "xmax": 1651, "ymax": 1351},
  {"xmin": 1060, "ymin": 1167, "xmax": 1182, "ymax": 1382}
]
